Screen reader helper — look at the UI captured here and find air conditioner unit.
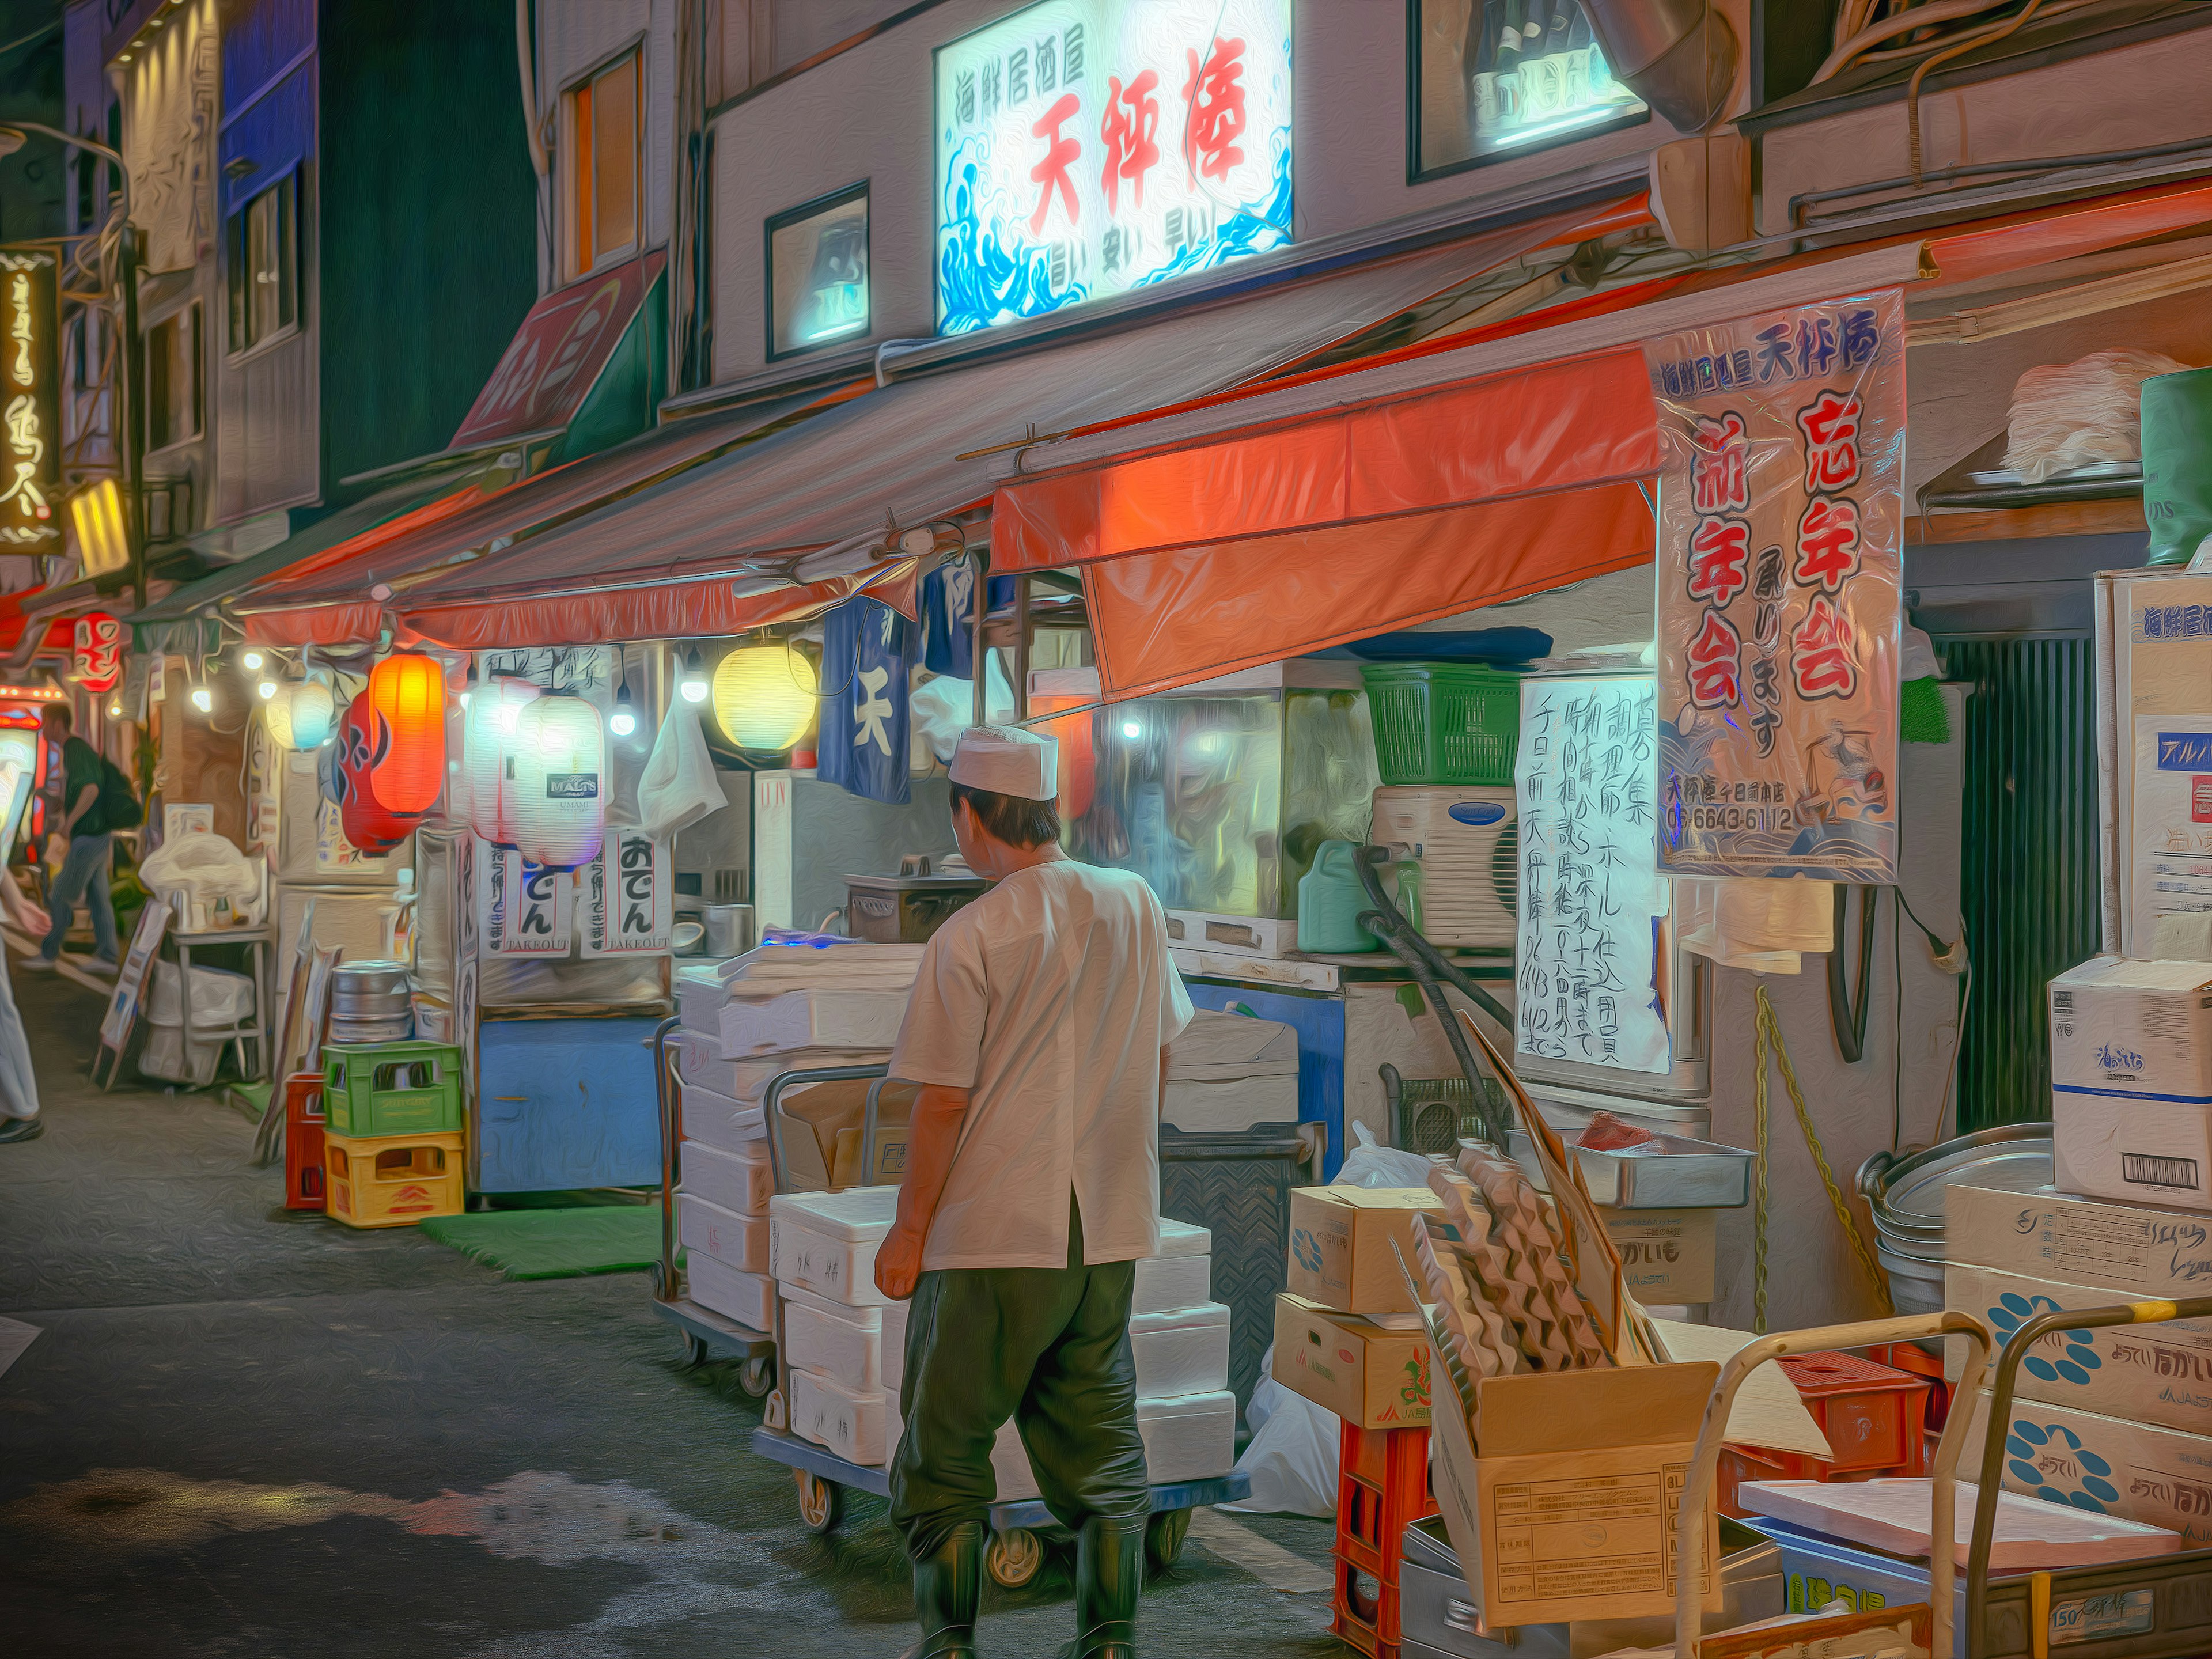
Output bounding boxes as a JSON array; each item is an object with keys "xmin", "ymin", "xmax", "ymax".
[{"xmin": 1370, "ymin": 785, "xmax": 1517, "ymax": 949}]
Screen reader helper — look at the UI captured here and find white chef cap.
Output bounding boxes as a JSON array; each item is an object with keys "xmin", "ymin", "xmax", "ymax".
[{"xmin": 948, "ymin": 724, "xmax": 1058, "ymax": 801}]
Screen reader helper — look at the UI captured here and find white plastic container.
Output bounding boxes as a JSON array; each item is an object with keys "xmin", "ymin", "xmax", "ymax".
[
  {"xmin": 770, "ymin": 1185, "xmax": 897, "ymax": 1307},
  {"xmin": 685, "ymin": 1253, "xmax": 775, "ymax": 1330},
  {"xmin": 677, "ymin": 1073, "xmax": 764, "ymax": 1150},
  {"xmin": 783, "ymin": 1286, "xmax": 886, "ymax": 1389},
  {"xmin": 715, "ymin": 990, "xmax": 910, "ymax": 1058},
  {"xmin": 978, "ymin": 1390, "xmax": 1240, "ymax": 1501},
  {"xmin": 1130, "ymin": 1302, "xmax": 1232, "ymax": 1397},
  {"xmin": 1133, "ymin": 1254, "xmax": 1211, "ymax": 1315},
  {"xmin": 791, "ymin": 1364, "xmax": 892, "ymax": 1467},
  {"xmin": 146, "ymin": 959, "xmax": 257, "ymax": 1028},
  {"xmin": 675, "ymin": 1032, "xmax": 888, "ymax": 1103},
  {"xmin": 1370, "ymin": 784, "xmax": 1518, "ymax": 948},
  {"xmin": 680, "ymin": 1138, "xmax": 774, "ymax": 1217},
  {"xmin": 676, "ymin": 1189, "xmax": 769, "ymax": 1274}
]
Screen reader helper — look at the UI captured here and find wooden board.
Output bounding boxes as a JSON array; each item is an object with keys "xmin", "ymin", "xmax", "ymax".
[
  {"xmin": 1738, "ymin": 1479, "xmax": 2181, "ymax": 1570},
  {"xmin": 93, "ymin": 903, "xmax": 169, "ymax": 1088}
]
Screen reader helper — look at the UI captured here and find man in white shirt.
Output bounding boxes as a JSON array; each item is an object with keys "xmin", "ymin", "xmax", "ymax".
[{"xmin": 876, "ymin": 725, "xmax": 1192, "ymax": 1659}]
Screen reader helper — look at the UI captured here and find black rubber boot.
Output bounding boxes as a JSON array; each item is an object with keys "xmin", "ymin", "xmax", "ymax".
[
  {"xmin": 901, "ymin": 1520, "xmax": 983, "ymax": 1659},
  {"xmin": 1059, "ymin": 1515, "xmax": 1144, "ymax": 1659}
]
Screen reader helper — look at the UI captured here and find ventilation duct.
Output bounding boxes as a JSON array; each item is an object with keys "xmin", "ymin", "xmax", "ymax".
[{"xmin": 1580, "ymin": 0, "xmax": 1738, "ymax": 134}]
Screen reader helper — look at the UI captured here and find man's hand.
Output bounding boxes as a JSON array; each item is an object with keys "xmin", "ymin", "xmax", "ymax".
[{"xmin": 874, "ymin": 1217, "xmax": 926, "ymax": 1301}]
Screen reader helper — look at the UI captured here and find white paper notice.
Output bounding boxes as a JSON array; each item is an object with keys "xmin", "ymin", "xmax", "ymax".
[
  {"xmin": 1514, "ymin": 677, "xmax": 1672, "ymax": 1074},
  {"xmin": 478, "ymin": 840, "xmax": 573, "ymax": 956},
  {"xmin": 2130, "ymin": 716, "xmax": 2212, "ymax": 953},
  {"xmin": 583, "ymin": 831, "xmax": 672, "ymax": 956}
]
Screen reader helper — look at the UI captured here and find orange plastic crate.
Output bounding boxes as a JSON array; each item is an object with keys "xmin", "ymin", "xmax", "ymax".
[
  {"xmin": 282, "ymin": 1072, "xmax": 327, "ymax": 1211},
  {"xmin": 1715, "ymin": 1350, "xmax": 1932, "ymax": 1517}
]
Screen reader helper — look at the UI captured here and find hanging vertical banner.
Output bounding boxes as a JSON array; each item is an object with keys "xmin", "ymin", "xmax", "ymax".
[
  {"xmin": 73, "ymin": 613, "xmax": 123, "ymax": 693},
  {"xmin": 478, "ymin": 839, "xmax": 573, "ymax": 955},
  {"xmin": 584, "ymin": 830, "xmax": 672, "ymax": 956},
  {"xmin": 921, "ymin": 559, "xmax": 978, "ymax": 679},
  {"xmin": 1646, "ymin": 290, "xmax": 1906, "ymax": 882},
  {"xmin": 1514, "ymin": 676, "xmax": 1671, "ymax": 1075},
  {"xmin": 817, "ymin": 597, "xmax": 915, "ymax": 805},
  {"xmin": 0, "ymin": 252, "xmax": 58, "ymax": 551}
]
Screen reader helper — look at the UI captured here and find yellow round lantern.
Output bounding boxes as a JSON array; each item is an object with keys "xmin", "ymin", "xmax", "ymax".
[{"xmin": 712, "ymin": 644, "xmax": 818, "ymax": 751}]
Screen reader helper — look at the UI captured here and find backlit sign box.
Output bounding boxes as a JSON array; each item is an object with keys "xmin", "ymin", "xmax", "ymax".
[
  {"xmin": 934, "ymin": 0, "xmax": 1293, "ymax": 336},
  {"xmin": 0, "ymin": 252, "xmax": 59, "ymax": 551}
]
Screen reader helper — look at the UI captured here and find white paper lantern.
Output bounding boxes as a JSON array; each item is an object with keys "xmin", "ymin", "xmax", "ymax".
[
  {"xmin": 465, "ymin": 676, "xmax": 539, "ymax": 847},
  {"xmin": 507, "ymin": 691, "xmax": 605, "ymax": 871},
  {"xmin": 266, "ymin": 680, "xmax": 335, "ymax": 751}
]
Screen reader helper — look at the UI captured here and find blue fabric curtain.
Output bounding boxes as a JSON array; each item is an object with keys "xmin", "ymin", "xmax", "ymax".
[{"xmin": 817, "ymin": 599, "xmax": 916, "ymax": 805}]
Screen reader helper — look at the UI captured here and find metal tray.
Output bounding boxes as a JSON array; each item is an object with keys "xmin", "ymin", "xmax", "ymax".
[{"xmin": 1506, "ymin": 1126, "xmax": 1755, "ymax": 1209}]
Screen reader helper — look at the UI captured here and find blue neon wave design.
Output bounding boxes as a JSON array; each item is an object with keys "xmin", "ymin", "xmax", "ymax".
[{"xmin": 1132, "ymin": 135, "xmax": 1293, "ymax": 290}]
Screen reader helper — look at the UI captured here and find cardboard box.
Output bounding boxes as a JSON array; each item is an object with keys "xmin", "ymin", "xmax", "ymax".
[
  {"xmin": 1428, "ymin": 1351, "xmax": 1724, "ymax": 1628},
  {"xmin": 1601, "ymin": 1207, "xmax": 1718, "ymax": 1305},
  {"xmin": 1964, "ymin": 1387, "xmax": 2212, "ymax": 1553},
  {"xmin": 2054, "ymin": 1094, "xmax": 2212, "ymax": 1212},
  {"xmin": 1946, "ymin": 1180, "xmax": 2212, "ymax": 1294},
  {"xmin": 1286, "ymin": 1185, "xmax": 1444, "ymax": 1315},
  {"xmin": 2048, "ymin": 956, "xmax": 2212, "ymax": 1103},
  {"xmin": 1273, "ymin": 1294, "xmax": 1431, "ymax": 1429},
  {"xmin": 1945, "ymin": 1262, "xmax": 2212, "ymax": 1434}
]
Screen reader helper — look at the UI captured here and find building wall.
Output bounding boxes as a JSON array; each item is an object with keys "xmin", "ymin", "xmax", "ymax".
[{"xmin": 537, "ymin": 0, "xmax": 680, "ymax": 283}]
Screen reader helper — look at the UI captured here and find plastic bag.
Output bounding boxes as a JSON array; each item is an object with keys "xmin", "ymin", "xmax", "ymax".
[
  {"xmin": 139, "ymin": 831, "xmax": 260, "ymax": 907},
  {"xmin": 1221, "ymin": 1347, "xmax": 1339, "ymax": 1517},
  {"xmin": 635, "ymin": 701, "xmax": 726, "ymax": 839},
  {"xmin": 1333, "ymin": 1120, "xmax": 1437, "ymax": 1189},
  {"xmin": 2005, "ymin": 349, "xmax": 2190, "ymax": 483}
]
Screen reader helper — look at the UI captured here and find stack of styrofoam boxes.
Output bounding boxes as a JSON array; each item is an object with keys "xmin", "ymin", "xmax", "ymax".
[
  {"xmin": 881, "ymin": 1218, "xmax": 1237, "ymax": 1493},
  {"xmin": 772, "ymin": 1184, "xmax": 899, "ymax": 1467},
  {"xmin": 670, "ymin": 952, "xmax": 910, "ymax": 1336}
]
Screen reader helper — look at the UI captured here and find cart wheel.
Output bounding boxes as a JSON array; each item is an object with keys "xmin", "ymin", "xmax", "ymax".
[
  {"xmin": 795, "ymin": 1470, "xmax": 843, "ymax": 1534},
  {"xmin": 764, "ymin": 1389, "xmax": 789, "ymax": 1432},
  {"xmin": 986, "ymin": 1528, "xmax": 1043, "ymax": 1589},
  {"xmin": 1145, "ymin": 1507, "xmax": 1191, "ymax": 1573},
  {"xmin": 676, "ymin": 1331, "xmax": 710, "ymax": 1370},
  {"xmin": 738, "ymin": 1357, "xmax": 774, "ymax": 1397}
]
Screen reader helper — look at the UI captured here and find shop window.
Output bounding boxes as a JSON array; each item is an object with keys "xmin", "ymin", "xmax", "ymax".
[
  {"xmin": 1408, "ymin": 0, "xmax": 1648, "ymax": 183},
  {"xmin": 226, "ymin": 174, "xmax": 300, "ymax": 353},
  {"xmin": 147, "ymin": 304, "xmax": 202, "ymax": 451},
  {"xmin": 565, "ymin": 50, "xmax": 642, "ymax": 278},
  {"xmin": 766, "ymin": 183, "xmax": 869, "ymax": 359}
]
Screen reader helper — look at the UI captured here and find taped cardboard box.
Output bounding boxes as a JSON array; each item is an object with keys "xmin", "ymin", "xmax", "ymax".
[
  {"xmin": 1601, "ymin": 1208, "xmax": 1718, "ymax": 1306},
  {"xmin": 1945, "ymin": 1180, "xmax": 2212, "ymax": 1293},
  {"xmin": 1945, "ymin": 1262, "xmax": 2212, "ymax": 1434},
  {"xmin": 2054, "ymin": 1093, "xmax": 2212, "ymax": 1213},
  {"xmin": 1286, "ymin": 1185, "xmax": 1445, "ymax": 1315},
  {"xmin": 1274, "ymin": 1293, "xmax": 1431, "ymax": 1429},
  {"xmin": 1428, "ymin": 1349, "xmax": 1723, "ymax": 1628},
  {"xmin": 1963, "ymin": 1387, "xmax": 2212, "ymax": 1553},
  {"xmin": 2047, "ymin": 956, "xmax": 2212, "ymax": 1103}
]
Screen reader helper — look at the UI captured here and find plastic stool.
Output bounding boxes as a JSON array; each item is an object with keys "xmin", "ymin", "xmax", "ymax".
[
  {"xmin": 1332, "ymin": 1422, "xmax": 1435, "ymax": 1654},
  {"xmin": 282, "ymin": 1071, "xmax": 327, "ymax": 1211}
]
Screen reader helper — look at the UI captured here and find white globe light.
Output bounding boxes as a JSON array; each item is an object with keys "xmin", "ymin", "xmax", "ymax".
[
  {"xmin": 609, "ymin": 709, "xmax": 636, "ymax": 737},
  {"xmin": 257, "ymin": 679, "xmax": 278, "ymax": 700},
  {"xmin": 712, "ymin": 645, "xmax": 817, "ymax": 749},
  {"xmin": 240, "ymin": 649, "xmax": 264, "ymax": 672},
  {"xmin": 190, "ymin": 685, "xmax": 213, "ymax": 713},
  {"xmin": 680, "ymin": 677, "xmax": 710, "ymax": 704}
]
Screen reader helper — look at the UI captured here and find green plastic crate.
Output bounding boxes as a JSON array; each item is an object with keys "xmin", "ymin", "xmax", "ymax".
[
  {"xmin": 1359, "ymin": 662, "xmax": 1521, "ymax": 786},
  {"xmin": 322, "ymin": 1040, "xmax": 463, "ymax": 1138}
]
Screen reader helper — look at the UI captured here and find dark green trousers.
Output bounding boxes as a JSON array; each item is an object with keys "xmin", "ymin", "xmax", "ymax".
[{"xmin": 889, "ymin": 1199, "xmax": 1150, "ymax": 1560}]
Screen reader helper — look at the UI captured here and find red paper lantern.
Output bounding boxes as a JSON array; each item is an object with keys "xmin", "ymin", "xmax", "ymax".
[
  {"xmin": 73, "ymin": 613, "xmax": 122, "ymax": 694},
  {"xmin": 368, "ymin": 652, "xmax": 446, "ymax": 815},
  {"xmin": 335, "ymin": 696, "xmax": 413, "ymax": 852}
]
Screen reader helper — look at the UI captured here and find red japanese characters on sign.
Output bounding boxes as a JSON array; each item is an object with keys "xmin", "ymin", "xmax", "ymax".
[{"xmin": 1646, "ymin": 291, "xmax": 1906, "ymax": 882}]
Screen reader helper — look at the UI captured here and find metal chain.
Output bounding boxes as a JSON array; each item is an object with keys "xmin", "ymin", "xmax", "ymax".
[{"xmin": 1755, "ymin": 984, "xmax": 1896, "ymax": 1324}]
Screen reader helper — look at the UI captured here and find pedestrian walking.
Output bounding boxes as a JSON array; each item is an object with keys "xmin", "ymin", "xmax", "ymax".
[
  {"xmin": 26, "ymin": 704, "xmax": 126, "ymax": 975},
  {"xmin": 0, "ymin": 936, "xmax": 39, "ymax": 1142},
  {"xmin": 876, "ymin": 726, "xmax": 1192, "ymax": 1659}
]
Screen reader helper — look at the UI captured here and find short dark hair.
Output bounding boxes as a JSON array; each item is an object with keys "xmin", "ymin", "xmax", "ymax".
[
  {"xmin": 41, "ymin": 703, "xmax": 70, "ymax": 732},
  {"xmin": 950, "ymin": 780, "xmax": 1061, "ymax": 849}
]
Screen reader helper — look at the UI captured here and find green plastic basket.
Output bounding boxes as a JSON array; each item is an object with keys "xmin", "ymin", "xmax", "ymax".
[{"xmin": 1359, "ymin": 663, "xmax": 1521, "ymax": 786}]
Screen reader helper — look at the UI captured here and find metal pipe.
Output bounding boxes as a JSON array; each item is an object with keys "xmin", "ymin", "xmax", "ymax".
[{"xmin": 1577, "ymin": 0, "xmax": 1738, "ymax": 134}]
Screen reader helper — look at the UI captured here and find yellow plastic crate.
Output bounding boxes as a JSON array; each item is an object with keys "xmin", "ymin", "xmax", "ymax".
[{"xmin": 324, "ymin": 1129, "xmax": 465, "ymax": 1229}]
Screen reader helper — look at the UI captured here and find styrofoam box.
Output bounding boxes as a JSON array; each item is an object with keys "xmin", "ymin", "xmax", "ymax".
[
  {"xmin": 678, "ymin": 1073, "xmax": 764, "ymax": 1151},
  {"xmin": 675, "ymin": 1032, "xmax": 888, "ymax": 1104},
  {"xmin": 791, "ymin": 1364, "xmax": 892, "ymax": 1467},
  {"xmin": 681, "ymin": 1137, "xmax": 774, "ymax": 1217},
  {"xmin": 675, "ymin": 967, "xmax": 727, "ymax": 1039},
  {"xmin": 714, "ymin": 990, "xmax": 910, "ymax": 1059},
  {"xmin": 882, "ymin": 1297, "xmax": 911, "ymax": 1392},
  {"xmin": 1131, "ymin": 1302, "xmax": 1232, "ymax": 1397},
  {"xmin": 685, "ymin": 1254, "xmax": 775, "ymax": 1331},
  {"xmin": 888, "ymin": 1389, "xmax": 1237, "ymax": 1501},
  {"xmin": 783, "ymin": 1286, "xmax": 886, "ymax": 1390},
  {"xmin": 676, "ymin": 1190, "xmax": 769, "ymax": 1274},
  {"xmin": 771, "ymin": 1185, "xmax": 896, "ymax": 1307},
  {"xmin": 1134, "ymin": 1253, "xmax": 1210, "ymax": 1314},
  {"xmin": 1162, "ymin": 1075, "xmax": 1299, "ymax": 1134}
]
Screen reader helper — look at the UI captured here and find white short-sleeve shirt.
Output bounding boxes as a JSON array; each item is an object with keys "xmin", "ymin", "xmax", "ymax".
[{"xmin": 889, "ymin": 859, "xmax": 1194, "ymax": 1271}]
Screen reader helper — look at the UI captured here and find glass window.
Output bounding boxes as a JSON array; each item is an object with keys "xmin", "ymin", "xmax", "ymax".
[
  {"xmin": 147, "ymin": 305, "xmax": 202, "ymax": 450},
  {"xmin": 567, "ymin": 52, "xmax": 641, "ymax": 276},
  {"xmin": 1409, "ymin": 0, "xmax": 1647, "ymax": 181},
  {"xmin": 766, "ymin": 184, "xmax": 869, "ymax": 359},
  {"xmin": 226, "ymin": 175, "xmax": 298, "ymax": 353}
]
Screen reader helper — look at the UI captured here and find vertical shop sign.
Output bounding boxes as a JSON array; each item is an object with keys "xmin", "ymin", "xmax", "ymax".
[
  {"xmin": 73, "ymin": 613, "xmax": 123, "ymax": 693},
  {"xmin": 933, "ymin": 0, "xmax": 1292, "ymax": 335},
  {"xmin": 478, "ymin": 840, "xmax": 573, "ymax": 955},
  {"xmin": 1646, "ymin": 291, "xmax": 1906, "ymax": 881},
  {"xmin": 583, "ymin": 830, "xmax": 672, "ymax": 955},
  {"xmin": 1514, "ymin": 676, "xmax": 1671, "ymax": 1075},
  {"xmin": 0, "ymin": 253, "xmax": 58, "ymax": 551}
]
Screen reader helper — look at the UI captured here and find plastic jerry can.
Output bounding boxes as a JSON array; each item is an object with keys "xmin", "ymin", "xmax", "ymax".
[{"xmin": 1298, "ymin": 839, "xmax": 1382, "ymax": 954}]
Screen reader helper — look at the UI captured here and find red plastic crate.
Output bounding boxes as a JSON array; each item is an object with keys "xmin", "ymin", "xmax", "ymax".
[
  {"xmin": 1334, "ymin": 1422, "xmax": 1437, "ymax": 1588},
  {"xmin": 283, "ymin": 1072, "xmax": 327, "ymax": 1211},
  {"xmin": 1715, "ymin": 1350, "xmax": 1933, "ymax": 1517},
  {"xmin": 1331, "ymin": 1553, "xmax": 1402, "ymax": 1659}
]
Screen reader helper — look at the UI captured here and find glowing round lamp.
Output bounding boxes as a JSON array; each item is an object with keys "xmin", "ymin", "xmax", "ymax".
[
  {"xmin": 464, "ymin": 676, "xmax": 539, "ymax": 847},
  {"xmin": 288, "ymin": 681, "xmax": 335, "ymax": 749},
  {"xmin": 335, "ymin": 697, "xmax": 413, "ymax": 852},
  {"xmin": 368, "ymin": 652, "xmax": 448, "ymax": 815},
  {"xmin": 713, "ymin": 645, "xmax": 819, "ymax": 750},
  {"xmin": 508, "ymin": 692, "xmax": 605, "ymax": 871}
]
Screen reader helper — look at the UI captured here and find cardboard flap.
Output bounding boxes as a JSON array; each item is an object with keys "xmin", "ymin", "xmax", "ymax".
[{"xmin": 1475, "ymin": 1361, "xmax": 1719, "ymax": 1457}]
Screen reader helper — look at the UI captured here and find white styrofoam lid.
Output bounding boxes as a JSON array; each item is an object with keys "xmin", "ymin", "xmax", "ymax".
[
  {"xmin": 781, "ymin": 1282, "xmax": 882, "ymax": 1325},
  {"xmin": 1153, "ymin": 1218, "xmax": 1211, "ymax": 1256},
  {"xmin": 683, "ymin": 1137, "xmax": 768, "ymax": 1168},
  {"xmin": 1134, "ymin": 1388, "xmax": 1236, "ymax": 1421},
  {"xmin": 1129, "ymin": 1301, "xmax": 1231, "ymax": 1335},
  {"xmin": 771, "ymin": 1184, "xmax": 899, "ymax": 1237},
  {"xmin": 1167, "ymin": 1010, "xmax": 1300, "ymax": 1078},
  {"xmin": 676, "ymin": 964, "xmax": 725, "ymax": 990},
  {"xmin": 2052, "ymin": 954, "xmax": 2212, "ymax": 991}
]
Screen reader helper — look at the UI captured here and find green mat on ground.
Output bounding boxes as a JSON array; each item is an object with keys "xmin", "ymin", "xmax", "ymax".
[{"xmin": 418, "ymin": 1205, "xmax": 665, "ymax": 1280}]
